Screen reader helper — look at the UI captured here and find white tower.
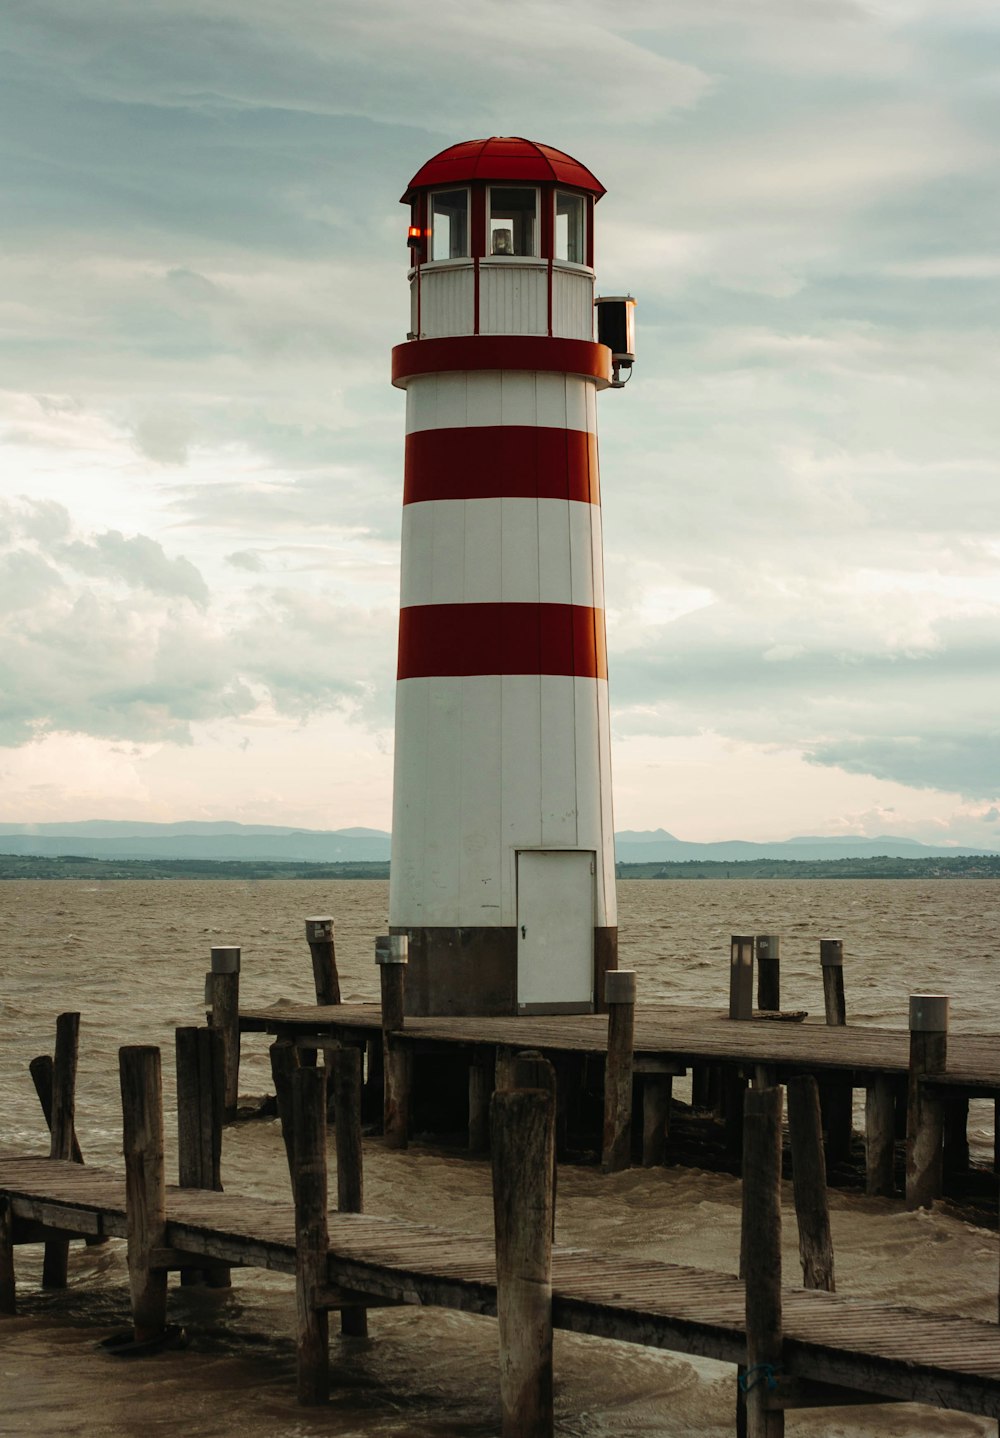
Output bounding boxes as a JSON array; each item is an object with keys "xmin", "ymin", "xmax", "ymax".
[{"xmin": 389, "ymin": 138, "xmax": 633, "ymax": 1016}]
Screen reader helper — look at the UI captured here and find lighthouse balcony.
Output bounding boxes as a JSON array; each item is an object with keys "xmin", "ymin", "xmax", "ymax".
[{"xmin": 409, "ymin": 258, "xmax": 595, "ymax": 341}]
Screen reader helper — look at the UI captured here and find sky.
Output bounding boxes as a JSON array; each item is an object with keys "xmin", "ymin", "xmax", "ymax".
[{"xmin": 1, "ymin": 0, "xmax": 998, "ymax": 845}]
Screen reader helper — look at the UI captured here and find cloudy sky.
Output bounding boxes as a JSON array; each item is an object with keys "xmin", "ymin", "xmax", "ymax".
[{"xmin": 1, "ymin": 0, "xmax": 998, "ymax": 843}]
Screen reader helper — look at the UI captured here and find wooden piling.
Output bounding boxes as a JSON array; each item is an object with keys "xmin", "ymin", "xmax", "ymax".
[
  {"xmin": 742, "ymin": 1084, "xmax": 785, "ymax": 1438},
  {"xmin": 819, "ymin": 940, "xmax": 846, "ymax": 1026},
  {"xmin": 729, "ymin": 936, "xmax": 754, "ymax": 1022},
  {"xmin": 378, "ymin": 936, "xmax": 410, "ymax": 1150},
  {"xmin": 0, "ymin": 1196, "xmax": 14, "ymax": 1315},
  {"xmin": 602, "ymin": 970, "xmax": 636, "ymax": 1173},
  {"xmin": 305, "ymin": 917, "xmax": 341, "ymax": 1007},
  {"xmin": 491, "ymin": 1086, "xmax": 555, "ymax": 1438},
  {"xmin": 865, "ymin": 1077, "xmax": 896, "ymax": 1197},
  {"xmin": 207, "ymin": 945, "xmax": 241, "ymax": 1121},
  {"xmin": 906, "ymin": 994, "xmax": 949, "ymax": 1211},
  {"xmin": 818, "ymin": 941, "xmax": 852, "ymax": 1166},
  {"xmin": 642, "ymin": 1075, "xmax": 672, "ymax": 1167},
  {"xmin": 42, "ymin": 1012, "xmax": 79, "ymax": 1289},
  {"xmin": 330, "ymin": 1045, "xmax": 366, "ymax": 1339},
  {"xmin": 269, "ymin": 1037, "xmax": 299, "ymax": 1182},
  {"xmin": 943, "ymin": 1093, "xmax": 970, "ymax": 1178},
  {"xmin": 787, "ymin": 1075, "xmax": 835, "ymax": 1293},
  {"xmin": 468, "ymin": 1056, "xmax": 492, "ymax": 1153},
  {"xmin": 175, "ymin": 1025, "xmax": 229, "ymax": 1287},
  {"xmin": 29, "ymin": 1055, "xmax": 83, "ymax": 1163},
  {"xmin": 292, "ymin": 1065, "xmax": 330, "ymax": 1405},
  {"xmin": 755, "ymin": 936, "xmax": 781, "ymax": 1013},
  {"xmin": 119, "ymin": 1045, "xmax": 167, "ymax": 1344}
]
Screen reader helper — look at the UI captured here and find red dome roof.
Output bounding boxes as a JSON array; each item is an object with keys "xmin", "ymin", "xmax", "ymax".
[{"xmin": 402, "ymin": 137, "xmax": 605, "ymax": 203}]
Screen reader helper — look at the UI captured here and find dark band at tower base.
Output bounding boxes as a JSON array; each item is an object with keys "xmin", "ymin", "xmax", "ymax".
[{"xmin": 391, "ymin": 926, "xmax": 619, "ymax": 1017}]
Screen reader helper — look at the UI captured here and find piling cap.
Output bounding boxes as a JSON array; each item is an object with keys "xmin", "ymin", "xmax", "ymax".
[
  {"xmin": 909, "ymin": 994, "xmax": 950, "ymax": 1032},
  {"xmin": 376, "ymin": 934, "xmax": 409, "ymax": 965},
  {"xmin": 605, "ymin": 969, "xmax": 637, "ymax": 1005},
  {"xmin": 305, "ymin": 917, "xmax": 333, "ymax": 942},
  {"xmin": 210, "ymin": 945, "xmax": 241, "ymax": 974},
  {"xmin": 820, "ymin": 939, "xmax": 844, "ymax": 967}
]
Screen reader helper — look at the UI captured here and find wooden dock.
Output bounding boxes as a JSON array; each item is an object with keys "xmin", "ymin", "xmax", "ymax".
[
  {"xmin": 241, "ymin": 999, "xmax": 1000, "ymax": 1086},
  {"xmin": 3, "ymin": 1152, "xmax": 1000, "ymax": 1419},
  {"xmin": 238, "ymin": 999, "xmax": 1000, "ymax": 1203}
]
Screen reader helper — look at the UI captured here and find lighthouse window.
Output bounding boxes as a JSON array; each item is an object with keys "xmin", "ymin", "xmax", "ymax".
[
  {"xmin": 555, "ymin": 192, "xmax": 585, "ymax": 265},
  {"xmin": 430, "ymin": 190, "xmax": 469, "ymax": 261},
  {"xmin": 489, "ymin": 187, "xmax": 537, "ymax": 256}
]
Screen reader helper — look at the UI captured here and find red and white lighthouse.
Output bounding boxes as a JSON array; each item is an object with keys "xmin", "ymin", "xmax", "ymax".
[{"xmin": 389, "ymin": 138, "xmax": 634, "ymax": 1017}]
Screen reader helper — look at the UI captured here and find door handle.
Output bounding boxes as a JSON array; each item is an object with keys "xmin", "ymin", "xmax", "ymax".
[{"xmin": 520, "ymin": 925, "xmax": 526, "ymax": 938}]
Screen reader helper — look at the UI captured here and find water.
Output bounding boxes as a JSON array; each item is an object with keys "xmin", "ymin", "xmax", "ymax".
[{"xmin": 2, "ymin": 879, "xmax": 999, "ymax": 1436}]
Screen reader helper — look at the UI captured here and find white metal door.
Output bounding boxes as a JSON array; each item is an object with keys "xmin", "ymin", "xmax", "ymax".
[{"xmin": 516, "ymin": 850, "xmax": 595, "ymax": 1012}]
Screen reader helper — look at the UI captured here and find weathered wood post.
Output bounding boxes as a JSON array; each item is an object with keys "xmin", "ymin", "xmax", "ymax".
[
  {"xmin": 292, "ymin": 1065, "xmax": 330, "ymax": 1404},
  {"xmin": 742, "ymin": 1084, "xmax": 785, "ymax": 1438},
  {"xmin": 491, "ymin": 1085, "xmax": 555, "ymax": 1438},
  {"xmin": 906, "ymin": 994, "xmax": 949, "ymax": 1211},
  {"xmin": 729, "ymin": 936, "xmax": 754, "ymax": 1021},
  {"xmin": 602, "ymin": 970, "xmax": 636, "ymax": 1173},
  {"xmin": 786, "ymin": 1075, "xmax": 835, "ymax": 1292},
  {"xmin": 270, "ymin": 1036, "xmax": 299, "ymax": 1181},
  {"xmin": 330, "ymin": 1045, "xmax": 367, "ymax": 1339},
  {"xmin": 0, "ymin": 1196, "xmax": 14, "ymax": 1315},
  {"xmin": 29, "ymin": 1054, "xmax": 84, "ymax": 1163},
  {"xmin": 864, "ymin": 1076, "xmax": 896, "ymax": 1197},
  {"xmin": 755, "ymin": 936, "xmax": 781, "ymax": 1013},
  {"xmin": 42, "ymin": 1011, "xmax": 80, "ymax": 1288},
  {"xmin": 943, "ymin": 1093, "xmax": 970, "ymax": 1179},
  {"xmin": 305, "ymin": 917, "xmax": 341, "ymax": 1006},
  {"xmin": 206, "ymin": 945, "xmax": 241, "ymax": 1121},
  {"xmin": 468, "ymin": 1053, "xmax": 492, "ymax": 1153},
  {"xmin": 819, "ymin": 939, "xmax": 846, "ymax": 1026},
  {"xmin": 378, "ymin": 935, "xmax": 410, "ymax": 1150},
  {"xmin": 175, "ymin": 1025, "xmax": 229, "ymax": 1288},
  {"xmin": 119, "ymin": 1045, "xmax": 168, "ymax": 1344},
  {"xmin": 818, "ymin": 940, "xmax": 852, "ymax": 1166},
  {"xmin": 642, "ymin": 1073, "xmax": 672, "ymax": 1167}
]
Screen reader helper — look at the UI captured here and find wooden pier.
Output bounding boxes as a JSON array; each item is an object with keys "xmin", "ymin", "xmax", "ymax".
[{"xmin": 3, "ymin": 1152, "xmax": 1000, "ymax": 1420}]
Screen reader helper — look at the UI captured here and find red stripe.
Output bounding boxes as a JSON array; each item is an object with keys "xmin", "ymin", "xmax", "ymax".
[
  {"xmin": 404, "ymin": 427, "xmax": 600, "ymax": 505},
  {"xmin": 392, "ymin": 335, "xmax": 611, "ymax": 388},
  {"xmin": 397, "ymin": 603, "xmax": 607, "ymax": 680}
]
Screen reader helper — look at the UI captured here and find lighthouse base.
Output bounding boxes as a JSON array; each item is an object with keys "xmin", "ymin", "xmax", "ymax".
[{"xmin": 392, "ymin": 926, "xmax": 618, "ymax": 1018}]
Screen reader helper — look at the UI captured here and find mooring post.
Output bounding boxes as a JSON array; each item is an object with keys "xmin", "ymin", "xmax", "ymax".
[
  {"xmin": 864, "ymin": 1076, "xmax": 896, "ymax": 1197},
  {"xmin": 742, "ymin": 1084, "xmax": 785, "ymax": 1438},
  {"xmin": 602, "ymin": 970, "xmax": 636, "ymax": 1173},
  {"xmin": 755, "ymin": 936, "xmax": 780, "ymax": 1013},
  {"xmin": 818, "ymin": 940, "xmax": 852, "ymax": 1167},
  {"xmin": 906, "ymin": 994, "xmax": 949, "ymax": 1211},
  {"xmin": 269, "ymin": 1037, "xmax": 299, "ymax": 1182},
  {"xmin": 175, "ymin": 1025, "xmax": 230, "ymax": 1287},
  {"xmin": 119, "ymin": 1045, "xmax": 167, "ymax": 1344},
  {"xmin": 206, "ymin": 945, "xmax": 241, "ymax": 1121},
  {"xmin": 29, "ymin": 1054, "xmax": 84, "ymax": 1163},
  {"xmin": 305, "ymin": 917, "xmax": 341, "ymax": 1007},
  {"xmin": 292, "ymin": 1065, "xmax": 330, "ymax": 1405},
  {"xmin": 378, "ymin": 935, "xmax": 410, "ymax": 1149},
  {"xmin": 330, "ymin": 1045, "xmax": 367, "ymax": 1338},
  {"xmin": 492, "ymin": 1085, "xmax": 555, "ymax": 1438},
  {"xmin": 41, "ymin": 1011, "xmax": 80, "ymax": 1288},
  {"xmin": 786, "ymin": 1075, "xmax": 834, "ymax": 1292},
  {"xmin": 729, "ymin": 936, "xmax": 755, "ymax": 1021}
]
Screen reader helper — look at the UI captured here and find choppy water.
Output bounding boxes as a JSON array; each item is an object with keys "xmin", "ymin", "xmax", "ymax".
[{"xmin": 2, "ymin": 878, "xmax": 999, "ymax": 1436}]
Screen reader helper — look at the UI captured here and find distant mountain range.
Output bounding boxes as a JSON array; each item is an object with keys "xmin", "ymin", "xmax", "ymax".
[{"xmin": 0, "ymin": 821, "xmax": 994, "ymax": 864}]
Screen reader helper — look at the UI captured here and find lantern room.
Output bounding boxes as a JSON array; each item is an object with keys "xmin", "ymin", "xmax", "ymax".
[{"xmin": 400, "ymin": 137, "xmax": 607, "ymax": 345}]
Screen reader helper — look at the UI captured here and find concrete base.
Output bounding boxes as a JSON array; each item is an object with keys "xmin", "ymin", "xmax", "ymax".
[{"xmin": 392, "ymin": 925, "xmax": 618, "ymax": 1017}]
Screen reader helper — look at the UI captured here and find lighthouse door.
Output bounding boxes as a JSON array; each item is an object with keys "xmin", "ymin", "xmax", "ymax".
[{"xmin": 516, "ymin": 850, "xmax": 595, "ymax": 1013}]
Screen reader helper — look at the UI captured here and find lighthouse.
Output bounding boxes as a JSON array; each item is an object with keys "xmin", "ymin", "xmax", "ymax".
[{"xmin": 389, "ymin": 137, "xmax": 634, "ymax": 1017}]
